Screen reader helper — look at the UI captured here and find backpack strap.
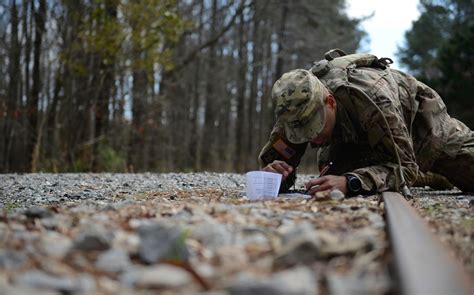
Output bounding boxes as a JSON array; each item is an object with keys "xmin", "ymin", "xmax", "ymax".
[
  {"xmin": 325, "ymin": 48, "xmax": 348, "ymax": 60},
  {"xmin": 310, "ymin": 48, "xmax": 393, "ymax": 78}
]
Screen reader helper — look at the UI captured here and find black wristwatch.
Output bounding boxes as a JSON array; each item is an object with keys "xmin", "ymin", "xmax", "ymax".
[{"xmin": 345, "ymin": 174, "xmax": 362, "ymax": 196}]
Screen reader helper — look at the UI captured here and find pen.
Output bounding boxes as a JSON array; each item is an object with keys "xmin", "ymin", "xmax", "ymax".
[
  {"xmin": 318, "ymin": 161, "xmax": 333, "ymax": 177},
  {"xmin": 305, "ymin": 162, "xmax": 333, "ymax": 194}
]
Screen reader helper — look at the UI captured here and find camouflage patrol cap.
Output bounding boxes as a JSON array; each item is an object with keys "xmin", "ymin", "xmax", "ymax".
[{"xmin": 272, "ymin": 69, "xmax": 326, "ymax": 144}]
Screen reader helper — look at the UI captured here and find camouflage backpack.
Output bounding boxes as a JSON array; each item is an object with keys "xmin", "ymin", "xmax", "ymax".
[{"xmin": 309, "ymin": 48, "xmax": 393, "ymax": 92}]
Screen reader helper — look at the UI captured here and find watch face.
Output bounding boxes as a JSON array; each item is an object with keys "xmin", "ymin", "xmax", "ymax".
[
  {"xmin": 352, "ymin": 180, "xmax": 361, "ymax": 191},
  {"xmin": 348, "ymin": 176, "xmax": 362, "ymax": 192}
]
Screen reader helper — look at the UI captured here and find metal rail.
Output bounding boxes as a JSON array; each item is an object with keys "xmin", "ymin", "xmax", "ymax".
[{"xmin": 383, "ymin": 192, "xmax": 473, "ymax": 295}]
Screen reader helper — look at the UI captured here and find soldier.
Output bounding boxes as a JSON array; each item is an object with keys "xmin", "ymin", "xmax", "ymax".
[{"xmin": 258, "ymin": 50, "xmax": 473, "ymax": 196}]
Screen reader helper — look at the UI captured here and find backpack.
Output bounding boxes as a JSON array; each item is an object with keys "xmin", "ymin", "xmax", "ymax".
[{"xmin": 309, "ymin": 48, "xmax": 393, "ymax": 92}]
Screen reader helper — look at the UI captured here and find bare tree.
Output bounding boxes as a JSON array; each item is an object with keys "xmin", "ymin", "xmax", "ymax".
[{"xmin": 0, "ymin": 0, "xmax": 365, "ymax": 173}]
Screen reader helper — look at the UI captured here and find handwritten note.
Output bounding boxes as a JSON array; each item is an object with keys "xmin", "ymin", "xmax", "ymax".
[{"xmin": 245, "ymin": 171, "xmax": 282, "ymax": 200}]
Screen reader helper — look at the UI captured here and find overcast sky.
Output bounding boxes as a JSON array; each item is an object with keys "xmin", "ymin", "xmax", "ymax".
[{"xmin": 346, "ymin": 0, "xmax": 420, "ymax": 70}]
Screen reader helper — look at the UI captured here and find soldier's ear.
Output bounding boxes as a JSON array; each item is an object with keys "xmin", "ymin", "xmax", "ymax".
[{"xmin": 324, "ymin": 94, "xmax": 336, "ymax": 109}]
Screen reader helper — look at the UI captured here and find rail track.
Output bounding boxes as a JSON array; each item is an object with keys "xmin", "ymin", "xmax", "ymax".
[{"xmin": 382, "ymin": 192, "xmax": 473, "ymax": 295}]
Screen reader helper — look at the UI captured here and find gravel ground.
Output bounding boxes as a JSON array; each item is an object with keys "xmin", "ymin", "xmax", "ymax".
[
  {"xmin": 0, "ymin": 173, "xmax": 472, "ymax": 294},
  {"xmin": 0, "ymin": 173, "xmax": 245, "ymax": 209},
  {"xmin": 410, "ymin": 187, "xmax": 474, "ymax": 276}
]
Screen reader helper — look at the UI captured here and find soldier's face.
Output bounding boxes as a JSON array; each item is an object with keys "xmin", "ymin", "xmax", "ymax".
[
  {"xmin": 310, "ymin": 95, "xmax": 337, "ymax": 147},
  {"xmin": 310, "ymin": 122, "xmax": 332, "ymax": 147}
]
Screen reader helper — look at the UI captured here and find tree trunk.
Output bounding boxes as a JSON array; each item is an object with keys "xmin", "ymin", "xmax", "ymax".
[
  {"xmin": 128, "ymin": 67, "xmax": 147, "ymax": 171},
  {"xmin": 45, "ymin": 64, "xmax": 63, "ymax": 170},
  {"xmin": 200, "ymin": 0, "xmax": 219, "ymax": 171},
  {"xmin": 92, "ymin": 0, "xmax": 117, "ymax": 171},
  {"xmin": 234, "ymin": 11, "xmax": 248, "ymax": 172},
  {"xmin": 4, "ymin": 1, "xmax": 21, "ymax": 172},
  {"xmin": 29, "ymin": 0, "xmax": 46, "ymax": 172},
  {"xmin": 247, "ymin": 7, "xmax": 262, "ymax": 169},
  {"xmin": 259, "ymin": 17, "xmax": 275, "ymax": 154},
  {"xmin": 274, "ymin": 0, "xmax": 288, "ymax": 82},
  {"xmin": 189, "ymin": 0, "xmax": 205, "ymax": 171}
]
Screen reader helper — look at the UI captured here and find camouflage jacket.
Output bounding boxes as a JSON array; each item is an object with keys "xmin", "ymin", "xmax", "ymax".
[{"xmin": 259, "ymin": 65, "xmax": 471, "ymax": 194}]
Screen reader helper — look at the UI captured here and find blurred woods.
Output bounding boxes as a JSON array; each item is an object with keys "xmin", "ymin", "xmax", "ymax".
[
  {"xmin": 397, "ymin": 0, "xmax": 474, "ymax": 128},
  {"xmin": 0, "ymin": 0, "xmax": 364, "ymax": 173}
]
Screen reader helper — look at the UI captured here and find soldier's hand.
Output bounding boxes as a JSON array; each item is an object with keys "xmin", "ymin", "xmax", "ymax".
[
  {"xmin": 262, "ymin": 160, "xmax": 293, "ymax": 181},
  {"xmin": 305, "ymin": 175, "xmax": 347, "ymax": 195}
]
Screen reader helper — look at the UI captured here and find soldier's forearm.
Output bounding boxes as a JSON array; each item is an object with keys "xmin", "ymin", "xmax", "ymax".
[{"xmin": 350, "ymin": 161, "xmax": 418, "ymax": 194}]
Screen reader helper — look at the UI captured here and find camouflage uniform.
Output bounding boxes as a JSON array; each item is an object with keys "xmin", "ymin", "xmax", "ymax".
[{"xmin": 259, "ymin": 52, "xmax": 474, "ymax": 194}]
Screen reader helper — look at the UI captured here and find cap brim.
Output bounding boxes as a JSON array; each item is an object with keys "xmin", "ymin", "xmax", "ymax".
[{"xmin": 284, "ymin": 107, "xmax": 326, "ymax": 144}]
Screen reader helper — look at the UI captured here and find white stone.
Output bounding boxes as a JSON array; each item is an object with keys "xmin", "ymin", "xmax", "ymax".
[{"xmin": 121, "ymin": 265, "xmax": 193, "ymax": 289}]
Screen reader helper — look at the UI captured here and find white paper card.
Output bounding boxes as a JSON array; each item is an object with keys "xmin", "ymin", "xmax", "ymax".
[{"xmin": 245, "ymin": 171, "xmax": 282, "ymax": 200}]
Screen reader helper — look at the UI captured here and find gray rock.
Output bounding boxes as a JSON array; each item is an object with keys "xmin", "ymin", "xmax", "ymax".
[
  {"xmin": 320, "ymin": 229, "xmax": 373, "ymax": 257},
  {"xmin": 275, "ymin": 225, "xmax": 371, "ymax": 268},
  {"xmin": 138, "ymin": 223, "xmax": 189, "ymax": 264},
  {"xmin": 96, "ymin": 249, "xmax": 131, "ymax": 273},
  {"xmin": 270, "ymin": 266, "xmax": 318, "ymax": 295},
  {"xmin": 24, "ymin": 207, "xmax": 53, "ymax": 219},
  {"xmin": 40, "ymin": 217, "xmax": 60, "ymax": 230},
  {"xmin": 70, "ymin": 204, "xmax": 95, "ymax": 213},
  {"xmin": 0, "ymin": 250, "xmax": 27, "ymax": 269},
  {"xmin": 14, "ymin": 270, "xmax": 96, "ymax": 293},
  {"xmin": 172, "ymin": 206, "xmax": 194, "ymax": 220},
  {"xmin": 227, "ymin": 281, "xmax": 283, "ymax": 295},
  {"xmin": 190, "ymin": 221, "xmax": 233, "ymax": 249},
  {"xmin": 330, "ymin": 189, "xmax": 345, "ymax": 200},
  {"xmin": 333, "ymin": 204, "xmax": 351, "ymax": 211},
  {"xmin": 276, "ymin": 222, "xmax": 325, "ymax": 268},
  {"xmin": 367, "ymin": 213, "xmax": 385, "ymax": 229},
  {"xmin": 112, "ymin": 230, "xmax": 140, "ymax": 254},
  {"xmin": 120, "ymin": 265, "xmax": 193, "ymax": 289},
  {"xmin": 73, "ymin": 226, "xmax": 113, "ymax": 251},
  {"xmin": 101, "ymin": 200, "xmax": 137, "ymax": 211},
  {"xmin": 39, "ymin": 231, "xmax": 72, "ymax": 258},
  {"xmin": 0, "ymin": 285, "xmax": 53, "ymax": 295},
  {"xmin": 227, "ymin": 266, "xmax": 317, "ymax": 295},
  {"xmin": 280, "ymin": 221, "xmax": 316, "ymax": 245},
  {"xmin": 239, "ymin": 227, "xmax": 269, "ymax": 246},
  {"xmin": 274, "ymin": 235, "xmax": 322, "ymax": 268},
  {"xmin": 326, "ymin": 272, "xmax": 390, "ymax": 295}
]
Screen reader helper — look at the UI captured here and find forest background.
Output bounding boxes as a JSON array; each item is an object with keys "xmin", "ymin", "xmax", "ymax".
[{"xmin": 0, "ymin": 0, "xmax": 472, "ymax": 173}]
